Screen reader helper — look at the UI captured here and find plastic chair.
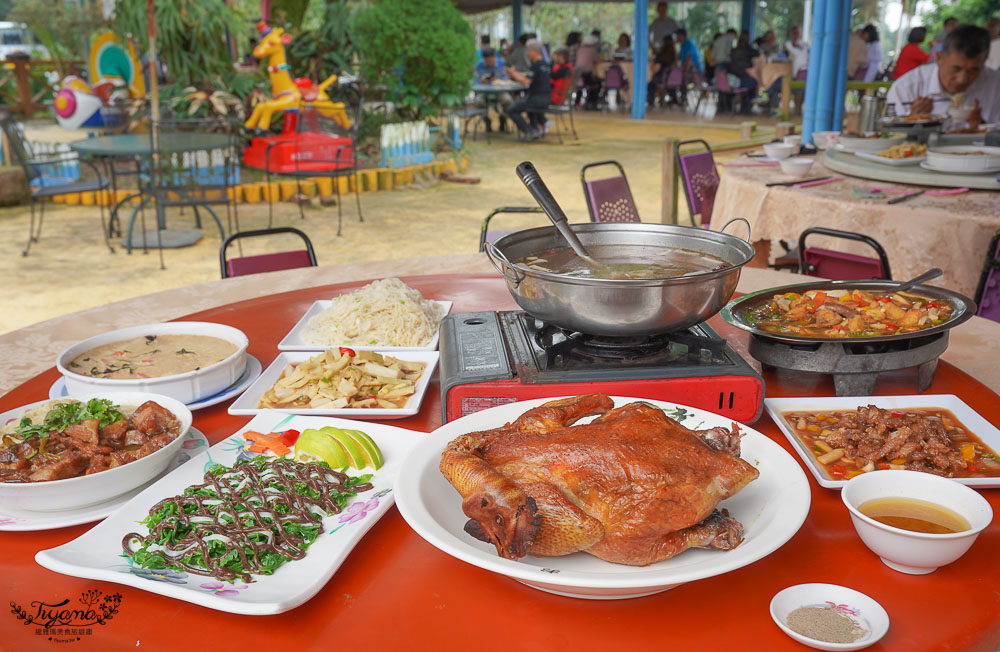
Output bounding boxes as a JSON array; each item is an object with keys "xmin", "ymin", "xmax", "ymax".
[
  {"xmin": 220, "ymin": 227, "xmax": 317, "ymax": 278},
  {"xmin": 713, "ymin": 70, "xmax": 749, "ymax": 117},
  {"xmin": 478, "ymin": 206, "xmax": 545, "ymax": 251},
  {"xmin": 602, "ymin": 64, "xmax": 628, "ymax": 112},
  {"xmin": 797, "ymin": 227, "xmax": 892, "ymax": 280},
  {"xmin": 662, "ymin": 66, "xmax": 684, "ymax": 108},
  {"xmin": 580, "ymin": 161, "xmax": 640, "ymax": 223},
  {"xmin": 974, "ymin": 229, "xmax": 1000, "ymax": 323},
  {"xmin": 0, "ymin": 114, "xmax": 114, "ymax": 256},
  {"xmin": 674, "ymin": 139, "xmax": 719, "ymax": 228}
]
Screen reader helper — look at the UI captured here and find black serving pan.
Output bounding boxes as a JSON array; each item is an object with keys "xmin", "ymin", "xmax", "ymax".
[{"xmin": 721, "ymin": 279, "xmax": 976, "ymax": 345}]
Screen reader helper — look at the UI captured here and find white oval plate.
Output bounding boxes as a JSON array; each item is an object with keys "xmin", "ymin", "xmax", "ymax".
[
  {"xmin": 920, "ymin": 160, "xmax": 1000, "ymax": 175},
  {"xmin": 0, "ymin": 428, "xmax": 209, "ymax": 531},
  {"xmin": 394, "ymin": 396, "xmax": 811, "ymax": 599},
  {"xmin": 853, "ymin": 150, "xmax": 926, "ymax": 167},
  {"xmin": 50, "ymin": 355, "xmax": 263, "ymax": 411}
]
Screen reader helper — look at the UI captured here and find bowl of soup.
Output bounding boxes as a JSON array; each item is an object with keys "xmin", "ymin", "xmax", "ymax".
[
  {"xmin": 486, "ymin": 222, "xmax": 755, "ymax": 336},
  {"xmin": 57, "ymin": 322, "xmax": 248, "ymax": 404},
  {"xmin": 841, "ymin": 469, "xmax": 993, "ymax": 575}
]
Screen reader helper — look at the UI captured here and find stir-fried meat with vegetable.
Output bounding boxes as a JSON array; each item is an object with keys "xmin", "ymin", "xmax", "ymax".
[
  {"xmin": 785, "ymin": 406, "xmax": 1000, "ymax": 480},
  {"xmin": 0, "ymin": 399, "xmax": 180, "ymax": 483},
  {"xmin": 748, "ymin": 288, "xmax": 954, "ymax": 337}
]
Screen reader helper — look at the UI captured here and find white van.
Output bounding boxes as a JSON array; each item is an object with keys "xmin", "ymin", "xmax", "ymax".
[{"xmin": 0, "ymin": 22, "xmax": 49, "ymax": 60}]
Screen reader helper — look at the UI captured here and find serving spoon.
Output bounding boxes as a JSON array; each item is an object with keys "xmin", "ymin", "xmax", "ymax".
[
  {"xmin": 515, "ymin": 161, "xmax": 602, "ymax": 269},
  {"xmin": 890, "ymin": 267, "xmax": 943, "ymax": 293}
]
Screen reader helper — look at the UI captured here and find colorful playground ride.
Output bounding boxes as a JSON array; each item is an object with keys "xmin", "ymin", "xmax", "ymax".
[
  {"xmin": 242, "ymin": 21, "xmax": 354, "ymax": 174},
  {"xmin": 53, "ymin": 32, "xmax": 144, "ymax": 130}
]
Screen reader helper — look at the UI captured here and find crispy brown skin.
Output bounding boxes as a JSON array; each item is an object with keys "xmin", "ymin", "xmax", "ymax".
[{"xmin": 440, "ymin": 394, "xmax": 759, "ymax": 566}]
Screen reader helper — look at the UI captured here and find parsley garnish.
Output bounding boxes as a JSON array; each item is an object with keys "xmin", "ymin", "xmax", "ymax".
[{"xmin": 16, "ymin": 399, "xmax": 124, "ymax": 441}]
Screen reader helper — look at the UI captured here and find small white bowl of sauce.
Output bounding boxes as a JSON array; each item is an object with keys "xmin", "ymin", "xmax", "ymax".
[
  {"xmin": 841, "ymin": 469, "xmax": 993, "ymax": 574},
  {"xmin": 770, "ymin": 583, "xmax": 889, "ymax": 650}
]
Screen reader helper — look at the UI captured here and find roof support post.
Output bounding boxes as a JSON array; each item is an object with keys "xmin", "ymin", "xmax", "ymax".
[
  {"xmin": 832, "ymin": 0, "xmax": 852, "ymax": 130},
  {"xmin": 740, "ymin": 0, "xmax": 757, "ymax": 41},
  {"xmin": 512, "ymin": 0, "xmax": 523, "ymax": 42},
  {"xmin": 816, "ymin": 0, "xmax": 845, "ymax": 132},
  {"xmin": 632, "ymin": 0, "xmax": 649, "ymax": 119},
  {"xmin": 801, "ymin": 0, "xmax": 827, "ymax": 143}
]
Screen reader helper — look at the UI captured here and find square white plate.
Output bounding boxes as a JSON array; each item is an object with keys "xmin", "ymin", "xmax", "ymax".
[
  {"xmin": 764, "ymin": 394, "xmax": 1000, "ymax": 489},
  {"xmin": 854, "ymin": 150, "xmax": 926, "ymax": 166},
  {"xmin": 277, "ymin": 300, "xmax": 452, "ymax": 351},
  {"xmin": 35, "ymin": 412, "xmax": 425, "ymax": 615},
  {"xmin": 227, "ymin": 351, "xmax": 439, "ymax": 419}
]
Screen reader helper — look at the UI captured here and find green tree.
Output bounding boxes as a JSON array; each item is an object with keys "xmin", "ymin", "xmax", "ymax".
[
  {"xmin": 354, "ymin": 0, "xmax": 475, "ymax": 118},
  {"xmin": 286, "ymin": 0, "xmax": 359, "ymax": 80},
  {"xmin": 922, "ymin": 0, "xmax": 1000, "ymax": 37},
  {"xmin": 9, "ymin": 0, "xmax": 108, "ymax": 60}
]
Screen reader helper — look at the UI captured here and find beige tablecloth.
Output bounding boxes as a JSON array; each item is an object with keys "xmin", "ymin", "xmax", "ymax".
[{"xmin": 711, "ymin": 158, "xmax": 1000, "ymax": 299}]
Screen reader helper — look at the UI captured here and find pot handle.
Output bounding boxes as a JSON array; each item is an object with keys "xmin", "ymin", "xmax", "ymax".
[
  {"xmin": 719, "ymin": 217, "xmax": 752, "ymax": 243},
  {"xmin": 485, "ymin": 241, "xmax": 525, "ymax": 286}
]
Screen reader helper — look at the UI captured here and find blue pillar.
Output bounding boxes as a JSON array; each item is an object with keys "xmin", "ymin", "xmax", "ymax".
[
  {"xmin": 513, "ymin": 0, "xmax": 523, "ymax": 42},
  {"xmin": 832, "ymin": 0, "xmax": 852, "ymax": 130},
  {"xmin": 802, "ymin": 0, "xmax": 827, "ymax": 142},
  {"xmin": 815, "ymin": 0, "xmax": 844, "ymax": 131},
  {"xmin": 632, "ymin": 0, "xmax": 648, "ymax": 119},
  {"xmin": 741, "ymin": 0, "xmax": 757, "ymax": 40}
]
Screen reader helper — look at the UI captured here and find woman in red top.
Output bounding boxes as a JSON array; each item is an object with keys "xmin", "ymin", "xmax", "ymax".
[
  {"xmin": 550, "ymin": 47, "xmax": 574, "ymax": 105},
  {"xmin": 893, "ymin": 26, "xmax": 929, "ymax": 80}
]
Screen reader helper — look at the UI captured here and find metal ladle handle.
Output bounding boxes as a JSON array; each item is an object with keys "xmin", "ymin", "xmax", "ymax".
[{"xmin": 515, "ymin": 161, "xmax": 599, "ymax": 266}]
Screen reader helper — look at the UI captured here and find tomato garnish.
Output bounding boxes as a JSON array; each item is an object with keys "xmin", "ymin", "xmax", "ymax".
[{"xmin": 278, "ymin": 429, "xmax": 300, "ymax": 446}]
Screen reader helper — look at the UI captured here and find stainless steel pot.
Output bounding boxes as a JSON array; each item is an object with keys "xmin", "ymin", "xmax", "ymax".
[{"xmin": 486, "ymin": 221, "xmax": 755, "ymax": 336}]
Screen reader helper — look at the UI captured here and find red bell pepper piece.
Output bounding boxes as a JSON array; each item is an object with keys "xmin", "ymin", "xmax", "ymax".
[
  {"xmin": 339, "ymin": 347, "xmax": 356, "ymax": 357},
  {"xmin": 829, "ymin": 464, "xmax": 846, "ymax": 479},
  {"xmin": 810, "ymin": 291, "xmax": 827, "ymax": 309},
  {"xmin": 278, "ymin": 429, "xmax": 300, "ymax": 447}
]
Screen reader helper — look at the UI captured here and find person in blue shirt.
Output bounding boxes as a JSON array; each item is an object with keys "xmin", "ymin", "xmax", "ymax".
[
  {"xmin": 474, "ymin": 47, "xmax": 512, "ymax": 132},
  {"xmin": 674, "ymin": 28, "xmax": 702, "ymax": 106}
]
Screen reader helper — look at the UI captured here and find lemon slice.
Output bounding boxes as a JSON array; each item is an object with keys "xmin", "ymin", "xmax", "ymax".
[
  {"xmin": 343, "ymin": 429, "xmax": 385, "ymax": 470},
  {"xmin": 295, "ymin": 429, "xmax": 350, "ymax": 469}
]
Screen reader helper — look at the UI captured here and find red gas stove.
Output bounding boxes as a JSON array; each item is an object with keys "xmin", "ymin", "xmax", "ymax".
[{"xmin": 439, "ymin": 311, "xmax": 765, "ymax": 424}]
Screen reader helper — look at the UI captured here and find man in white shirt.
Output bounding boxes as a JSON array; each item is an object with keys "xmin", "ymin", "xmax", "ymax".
[
  {"xmin": 887, "ymin": 25, "xmax": 1000, "ymax": 124},
  {"xmin": 785, "ymin": 25, "xmax": 810, "ymax": 76},
  {"xmin": 986, "ymin": 18, "xmax": 1000, "ymax": 70},
  {"xmin": 649, "ymin": 2, "xmax": 679, "ymax": 53}
]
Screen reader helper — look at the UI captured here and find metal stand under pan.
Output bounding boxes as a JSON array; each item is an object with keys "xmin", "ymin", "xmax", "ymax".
[{"xmin": 748, "ymin": 331, "xmax": 949, "ymax": 396}]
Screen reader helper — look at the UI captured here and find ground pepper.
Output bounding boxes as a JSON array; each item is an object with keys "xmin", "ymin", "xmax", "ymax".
[{"xmin": 786, "ymin": 605, "xmax": 867, "ymax": 644}]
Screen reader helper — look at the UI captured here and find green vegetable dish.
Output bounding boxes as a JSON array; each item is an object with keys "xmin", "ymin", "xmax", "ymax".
[{"xmin": 123, "ymin": 456, "xmax": 373, "ymax": 583}]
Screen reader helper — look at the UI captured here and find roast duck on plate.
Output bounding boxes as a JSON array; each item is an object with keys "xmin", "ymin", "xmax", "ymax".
[{"xmin": 439, "ymin": 394, "xmax": 759, "ymax": 566}]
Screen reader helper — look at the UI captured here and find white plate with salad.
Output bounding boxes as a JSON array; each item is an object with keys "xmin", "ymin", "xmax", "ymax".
[{"xmin": 35, "ymin": 411, "xmax": 425, "ymax": 615}]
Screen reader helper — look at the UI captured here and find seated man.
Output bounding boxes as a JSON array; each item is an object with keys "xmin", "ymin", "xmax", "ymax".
[
  {"xmin": 474, "ymin": 47, "xmax": 512, "ymax": 132},
  {"xmin": 505, "ymin": 39, "xmax": 552, "ymax": 140},
  {"xmin": 675, "ymin": 28, "xmax": 703, "ymax": 106},
  {"xmin": 887, "ymin": 24, "xmax": 1000, "ymax": 125}
]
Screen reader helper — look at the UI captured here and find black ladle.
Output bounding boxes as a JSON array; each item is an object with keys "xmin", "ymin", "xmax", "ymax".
[
  {"xmin": 891, "ymin": 268, "xmax": 943, "ymax": 293},
  {"xmin": 516, "ymin": 161, "xmax": 602, "ymax": 268}
]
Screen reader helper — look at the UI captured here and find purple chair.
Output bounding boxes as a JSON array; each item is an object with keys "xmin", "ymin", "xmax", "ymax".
[
  {"xmin": 659, "ymin": 66, "xmax": 684, "ymax": 108},
  {"xmin": 713, "ymin": 70, "xmax": 749, "ymax": 116},
  {"xmin": 580, "ymin": 161, "xmax": 641, "ymax": 223},
  {"xmin": 674, "ymin": 139, "xmax": 719, "ymax": 228},
  {"xmin": 797, "ymin": 227, "xmax": 892, "ymax": 280},
  {"xmin": 220, "ymin": 227, "xmax": 317, "ymax": 278},
  {"xmin": 603, "ymin": 64, "xmax": 628, "ymax": 112},
  {"xmin": 852, "ymin": 65, "xmax": 869, "ymax": 81},
  {"xmin": 974, "ymin": 229, "xmax": 1000, "ymax": 323}
]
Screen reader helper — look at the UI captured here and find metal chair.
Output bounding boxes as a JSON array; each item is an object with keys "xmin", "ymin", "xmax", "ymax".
[
  {"xmin": 546, "ymin": 91, "xmax": 578, "ymax": 144},
  {"xmin": 580, "ymin": 161, "xmax": 640, "ymax": 223},
  {"xmin": 602, "ymin": 64, "xmax": 628, "ymax": 112},
  {"xmin": 269, "ymin": 83, "xmax": 364, "ymax": 236},
  {"xmin": 478, "ymin": 206, "xmax": 545, "ymax": 251},
  {"xmin": 661, "ymin": 66, "xmax": 684, "ymax": 108},
  {"xmin": 713, "ymin": 70, "xmax": 749, "ymax": 117},
  {"xmin": 674, "ymin": 139, "xmax": 719, "ymax": 227},
  {"xmin": 135, "ymin": 117, "xmax": 241, "ymax": 265},
  {"xmin": 220, "ymin": 227, "xmax": 317, "ymax": 278},
  {"xmin": 448, "ymin": 105, "xmax": 489, "ymax": 145},
  {"xmin": 798, "ymin": 227, "xmax": 892, "ymax": 280},
  {"xmin": 974, "ymin": 229, "xmax": 1000, "ymax": 324},
  {"xmin": 0, "ymin": 114, "xmax": 114, "ymax": 256}
]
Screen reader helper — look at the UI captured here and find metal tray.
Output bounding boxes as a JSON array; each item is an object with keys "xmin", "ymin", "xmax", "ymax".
[{"xmin": 721, "ymin": 279, "xmax": 976, "ymax": 344}]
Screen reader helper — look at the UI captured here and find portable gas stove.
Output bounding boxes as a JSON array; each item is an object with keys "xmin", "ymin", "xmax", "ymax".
[{"xmin": 439, "ymin": 311, "xmax": 764, "ymax": 424}]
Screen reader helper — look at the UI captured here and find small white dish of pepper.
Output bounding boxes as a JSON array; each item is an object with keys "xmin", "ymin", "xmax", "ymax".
[{"xmin": 770, "ymin": 583, "xmax": 889, "ymax": 650}]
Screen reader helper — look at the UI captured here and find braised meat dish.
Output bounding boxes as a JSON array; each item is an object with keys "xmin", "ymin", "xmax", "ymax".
[
  {"xmin": 0, "ymin": 399, "xmax": 180, "ymax": 483},
  {"xmin": 748, "ymin": 288, "xmax": 954, "ymax": 338},
  {"xmin": 439, "ymin": 394, "xmax": 759, "ymax": 566}
]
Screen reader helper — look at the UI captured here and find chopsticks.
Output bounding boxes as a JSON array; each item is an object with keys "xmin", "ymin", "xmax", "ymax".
[
  {"xmin": 766, "ymin": 176, "xmax": 830, "ymax": 187},
  {"xmin": 887, "ymin": 190, "xmax": 926, "ymax": 204}
]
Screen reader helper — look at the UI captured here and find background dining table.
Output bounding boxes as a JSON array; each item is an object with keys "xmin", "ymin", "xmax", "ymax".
[
  {"xmin": 2, "ymin": 255, "xmax": 1000, "ymax": 651},
  {"xmin": 712, "ymin": 157, "xmax": 1000, "ymax": 299}
]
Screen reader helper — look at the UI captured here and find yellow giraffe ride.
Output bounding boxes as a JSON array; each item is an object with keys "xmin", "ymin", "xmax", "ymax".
[{"xmin": 244, "ymin": 22, "xmax": 350, "ymax": 131}]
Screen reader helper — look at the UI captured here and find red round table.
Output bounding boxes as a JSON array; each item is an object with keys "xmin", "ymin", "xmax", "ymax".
[{"xmin": 3, "ymin": 274, "xmax": 999, "ymax": 651}]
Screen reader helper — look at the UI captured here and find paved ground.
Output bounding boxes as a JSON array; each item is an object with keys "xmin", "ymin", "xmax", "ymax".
[{"xmin": 0, "ymin": 112, "xmax": 766, "ymax": 335}]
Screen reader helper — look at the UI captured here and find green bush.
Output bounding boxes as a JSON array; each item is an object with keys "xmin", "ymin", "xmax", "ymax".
[{"xmin": 354, "ymin": 0, "xmax": 474, "ymax": 119}]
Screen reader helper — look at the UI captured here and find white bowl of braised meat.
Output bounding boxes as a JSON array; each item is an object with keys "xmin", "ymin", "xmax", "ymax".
[
  {"xmin": 0, "ymin": 392, "xmax": 192, "ymax": 511},
  {"xmin": 841, "ymin": 470, "xmax": 993, "ymax": 575},
  {"xmin": 57, "ymin": 322, "xmax": 248, "ymax": 405}
]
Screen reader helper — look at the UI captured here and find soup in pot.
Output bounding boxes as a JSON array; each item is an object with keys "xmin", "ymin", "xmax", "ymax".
[{"xmin": 514, "ymin": 244, "xmax": 730, "ymax": 280}]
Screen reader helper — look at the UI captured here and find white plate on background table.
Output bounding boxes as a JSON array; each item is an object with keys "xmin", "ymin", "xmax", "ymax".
[
  {"xmin": 854, "ymin": 150, "xmax": 926, "ymax": 166},
  {"xmin": 49, "ymin": 355, "xmax": 263, "ymax": 410},
  {"xmin": 920, "ymin": 160, "xmax": 1000, "ymax": 175},
  {"xmin": 0, "ymin": 428, "xmax": 209, "ymax": 531},
  {"xmin": 228, "ymin": 351, "xmax": 439, "ymax": 419},
  {"xmin": 36, "ymin": 412, "xmax": 425, "ymax": 615},
  {"xmin": 394, "ymin": 396, "xmax": 811, "ymax": 600},
  {"xmin": 278, "ymin": 300, "xmax": 452, "ymax": 352},
  {"xmin": 764, "ymin": 394, "xmax": 1000, "ymax": 489}
]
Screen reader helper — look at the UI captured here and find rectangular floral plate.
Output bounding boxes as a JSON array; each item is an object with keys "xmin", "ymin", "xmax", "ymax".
[{"xmin": 35, "ymin": 412, "xmax": 426, "ymax": 615}]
